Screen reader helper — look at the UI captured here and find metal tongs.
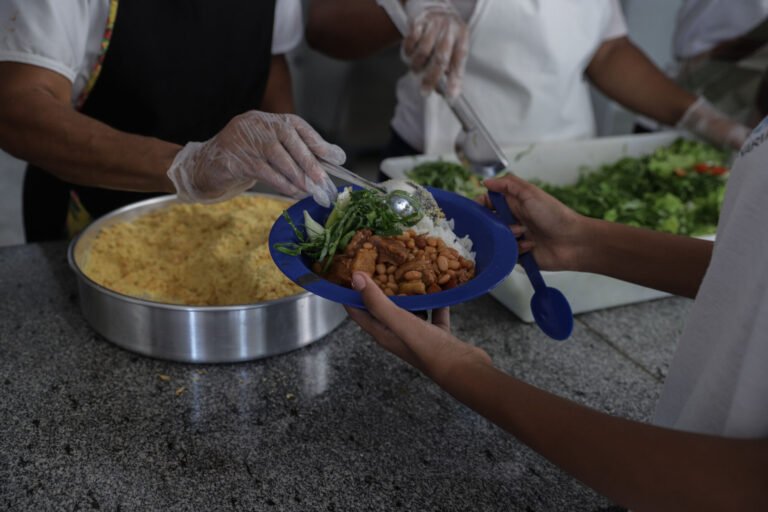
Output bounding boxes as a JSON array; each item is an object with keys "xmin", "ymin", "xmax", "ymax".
[{"xmin": 378, "ymin": 0, "xmax": 573, "ymax": 340}]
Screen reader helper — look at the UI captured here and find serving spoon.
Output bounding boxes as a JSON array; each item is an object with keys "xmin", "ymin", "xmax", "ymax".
[{"xmin": 318, "ymin": 159, "xmax": 424, "ymax": 220}]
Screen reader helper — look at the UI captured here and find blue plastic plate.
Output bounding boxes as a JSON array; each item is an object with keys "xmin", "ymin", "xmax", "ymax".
[{"xmin": 269, "ymin": 187, "xmax": 517, "ymax": 311}]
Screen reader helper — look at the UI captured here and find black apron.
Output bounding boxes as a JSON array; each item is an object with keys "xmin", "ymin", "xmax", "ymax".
[{"xmin": 23, "ymin": 0, "xmax": 276, "ymax": 242}]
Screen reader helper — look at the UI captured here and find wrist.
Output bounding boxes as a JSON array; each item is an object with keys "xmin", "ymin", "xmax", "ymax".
[
  {"xmin": 165, "ymin": 141, "xmax": 202, "ymax": 199},
  {"xmin": 676, "ymin": 96, "xmax": 707, "ymax": 129},
  {"xmin": 427, "ymin": 342, "xmax": 493, "ymax": 387},
  {"xmin": 159, "ymin": 143, "xmax": 183, "ymax": 193},
  {"xmin": 672, "ymin": 95, "xmax": 699, "ymax": 127},
  {"xmin": 561, "ymin": 215, "xmax": 604, "ymax": 273}
]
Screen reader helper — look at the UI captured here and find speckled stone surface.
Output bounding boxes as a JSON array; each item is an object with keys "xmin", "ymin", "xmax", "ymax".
[
  {"xmin": 579, "ymin": 298, "xmax": 693, "ymax": 382},
  {"xmin": 0, "ymin": 243, "xmax": 690, "ymax": 511}
]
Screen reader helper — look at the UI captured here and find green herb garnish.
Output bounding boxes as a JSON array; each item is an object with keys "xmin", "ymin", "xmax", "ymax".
[{"xmin": 275, "ymin": 188, "xmax": 420, "ymax": 270}]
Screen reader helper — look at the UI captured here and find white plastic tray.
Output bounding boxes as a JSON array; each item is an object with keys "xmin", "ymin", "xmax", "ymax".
[{"xmin": 380, "ymin": 132, "xmax": 714, "ymax": 322}]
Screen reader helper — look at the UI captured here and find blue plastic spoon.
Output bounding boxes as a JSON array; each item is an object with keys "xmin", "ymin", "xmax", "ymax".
[{"xmin": 489, "ymin": 191, "xmax": 574, "ymax": 340}]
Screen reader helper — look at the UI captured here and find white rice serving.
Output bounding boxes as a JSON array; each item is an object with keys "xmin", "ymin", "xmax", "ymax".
[
  {"xmin": 382, "ymin": 180, "xmax": 476, "ymax": 262},
  {"xmin": 412, "ymin": 215, "xmax": 475, "ymax": 261}
]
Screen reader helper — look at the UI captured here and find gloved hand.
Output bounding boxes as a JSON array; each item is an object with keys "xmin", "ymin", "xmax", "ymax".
[
  {"xmin": 167, "ymin": 111, "xmax": 344, "ymax": 207},
  {"xmin": 677, "ymin": 97, "xmax": 751, "ymax": 151},
  {"xmin": 403, "ymin": 0, "xmax": 470, "ymax": 98}
]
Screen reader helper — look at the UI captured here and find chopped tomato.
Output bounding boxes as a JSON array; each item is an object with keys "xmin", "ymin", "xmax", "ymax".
[
  {"xmin": 694, "ymin": 163, "xmax": 711, "ymax": 174},
  {"xmin": 710, "ymin": 166, "xmax": 728, "ymax": 176}
]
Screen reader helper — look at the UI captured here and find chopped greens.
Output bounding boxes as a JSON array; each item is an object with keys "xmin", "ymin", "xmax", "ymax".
[
  {"xmin": 405, "ymin": 139, "xmax": 729, "ymax": 236},
  {"xmin": 535, "ymin": 139, "xmax": 729, "ymax": 236},
  {"xmin": 406, "ymin": 160, "xmax": 486, "ymax": 199},
  {"xmin": 274, "ymin": 188, "xmax": 419, "ymax": 270}
]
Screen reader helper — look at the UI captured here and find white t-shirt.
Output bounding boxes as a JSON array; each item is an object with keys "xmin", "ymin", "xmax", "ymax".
[
  {"xmin": 674, "ymin": 0, "xmax": 768, "ymax": 59},
  {"xmin": 0, "ymin": 0, "xmax": 303, "ymax": 106},
  {"xmin": 392, "ymin": 0, "xmax": 628, "ymax": 152},
  {"xmin": 653, "ymin": 119, "xmax": 768, "ymax": 438}
]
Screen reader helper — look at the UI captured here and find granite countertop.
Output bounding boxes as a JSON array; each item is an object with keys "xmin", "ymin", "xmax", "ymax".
[{"xmin": 0, "ymin": 242, "xmax": 692, "ymax": 511}]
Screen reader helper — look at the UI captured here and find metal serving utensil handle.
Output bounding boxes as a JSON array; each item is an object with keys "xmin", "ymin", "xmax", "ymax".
[
  {"xmin": 377, "ymin": 0, "xmax": 508, "ymax": 174},
  {"xmin": 319, "ymin": 159, "xmax": 387, "ymax": 193},
  {"xmin": 448, "ymin": 92, "xmax": 509, "ymax": 169}
]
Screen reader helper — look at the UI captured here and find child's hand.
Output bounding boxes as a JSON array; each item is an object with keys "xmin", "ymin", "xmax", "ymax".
[
  {"xmin": 484, "ymin": 175, "xmax": 589, "ymax": 272},
  {"xmin": 345, "ymin": 272, "xmax": 491, "ymax": 382}
]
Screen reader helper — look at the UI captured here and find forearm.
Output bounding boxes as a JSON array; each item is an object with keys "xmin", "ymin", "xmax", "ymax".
[
  {"xmin": 572, "ymin": 217, "xmax": 712, "ymax": 298},
  {"xmin": 587, "ymin": 37, "xmax": 697, "ymax": 126},
  {"xmin": 438, "ymin": 361, "xmax": 768, "ymax": 512},
  {"xmin": 0, "ymin": 70, "xmax": 178, "ymax": 192},
  {"xmin": 261, "ymin": 55, "xmax": 295, "ymax": 114},
  {"xmin": 307, "ymin": 0, "xmax": 400, "ymax": 59}
]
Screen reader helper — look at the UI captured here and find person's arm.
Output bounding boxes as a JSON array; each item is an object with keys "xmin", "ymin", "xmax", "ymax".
[
  {"xmin": 306, "ymin": 0, "xmax": 400, "ymax": 59},
  {"xmin": 0, "ymin": 62, "xmax": 179, "ymax": 192},
  {"xmin": 587, "ymin": 37, "xmax": 750, "ymax": 149},
  {"xmin": 308, "ymin": 0, "xmax": 470, "ymax": 97},
  {"xmin": 0, "ymin": 61, "xmax": 345, "ymax": 205},
  {"xmin": 572, "ymin": 217, "xmax": 712, "ymax": 299},
  {"xmin": 587, "ymin": 37, "xmax": 696, "ymax": 126},
  {"xmin": 484, "ymin": 175, "xmax": 711, "ymax": 299},
  {"xmin": 260, "ymin": 55, "xmax": 295, "ymax": 114},
  {"xmin": 345, "ymin": 273, "xmax": 768, "ymax": 512}
]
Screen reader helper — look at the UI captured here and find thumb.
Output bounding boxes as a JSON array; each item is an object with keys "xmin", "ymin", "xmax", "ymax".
[
  {"xmin": 351, "ymin": 271, "xmax": 389, "ymax": 312},
  {"xmin": 351, "ymin": 272, "xmax": 414, "ymax": 337}
]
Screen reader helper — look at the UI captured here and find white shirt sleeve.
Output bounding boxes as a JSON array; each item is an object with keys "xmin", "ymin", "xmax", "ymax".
[
  {"xmin": 272, "ymin": 0, "xmax": 303, "ymax": 55},
  {"xmin": 0, "ymin": 0, "xmax": 96, "ymax": 83},
  {"xmin": 674, "ymin": 0, "xmax": 768, "ymax": 59},
  {"xmin": 602, "ymin": 0, "xmax": 628, "ymax": 41}
]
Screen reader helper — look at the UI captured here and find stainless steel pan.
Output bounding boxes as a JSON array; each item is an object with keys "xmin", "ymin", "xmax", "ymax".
[{"xmin": 67, "ymin": 194, "xmax": 347, "ymax": 363}]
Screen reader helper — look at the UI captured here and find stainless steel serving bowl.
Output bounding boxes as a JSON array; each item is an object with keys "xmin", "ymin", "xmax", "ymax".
[{"xmin": 67, "ymin": 194, "xmax": 347, "ymax": 363}]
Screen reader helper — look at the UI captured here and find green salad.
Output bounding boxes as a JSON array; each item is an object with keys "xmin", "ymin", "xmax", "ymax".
[
  {"xmin": 406, "ymin": 160, "xmax": 486, "ymax": 199},
  {"xmin": 273, "ymin": 187, "xmax": 422, "ymax": 270},
  {"xmin": 406, "ymin": 139, "xmax": 729, "ymax": 236}
]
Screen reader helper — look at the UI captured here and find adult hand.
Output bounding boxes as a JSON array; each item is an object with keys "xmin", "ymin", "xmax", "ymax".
[
  {"xmin": 167, "ymin": 111, "xmax": 344, "ymax": 206},
  {"xmin": 403, "ymin": 0, "xmax": 471, "ymax": 98},
  {"xmin": 677, "ymin": 97, "xmax": 751, "ymax": 151},
  {"xmin": 345, "ymin": 272, "xmax": 491, "ymax": 382},
  {"xmin": 484, "ymin": 175, "xmax": 588, "ymax": 272}
]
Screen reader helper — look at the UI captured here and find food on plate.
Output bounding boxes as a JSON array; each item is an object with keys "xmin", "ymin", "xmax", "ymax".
[
  {"xmin": 275, "ymin": 181, "xmax": 476, "ymax": 296},
  {"xmin": 406, "ymin": 139, "xmax": 729, "ymax": 236},
  {"xmin": 83, "ymin": 195, "xmax": 302, "ymax": 306}
]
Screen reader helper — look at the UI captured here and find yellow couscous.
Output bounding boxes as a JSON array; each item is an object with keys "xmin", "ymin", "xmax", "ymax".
[{"xmin": 82, "ymin": 195, "xmax": 302, "ymax": 306}]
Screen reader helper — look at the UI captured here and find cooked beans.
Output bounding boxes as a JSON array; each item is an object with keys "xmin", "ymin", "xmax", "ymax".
[
  {"xmin": 321, "ymin": 230, "xmax": 475, "ymax": 296},
  {"xmin": 404, "ymin": 270, "xmax": 422, "ymax": 281}
]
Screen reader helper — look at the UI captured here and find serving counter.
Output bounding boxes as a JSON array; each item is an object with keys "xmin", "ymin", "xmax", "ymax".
[{"xmin": 0, "ymin": 242, "xmax": 691, "ymax": 511}]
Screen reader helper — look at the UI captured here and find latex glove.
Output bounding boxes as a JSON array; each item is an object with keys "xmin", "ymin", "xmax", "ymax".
[
  {"xmin": 677, "ymin": 97, "xmax": 751, "ymax": 151},
  {"xmin": 167, "ymin": 111, "xmax": 344, "ymax": 207},
  {"xmin": 403, "ymin": 0, "xmax": 470, "ymax": 98}
]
